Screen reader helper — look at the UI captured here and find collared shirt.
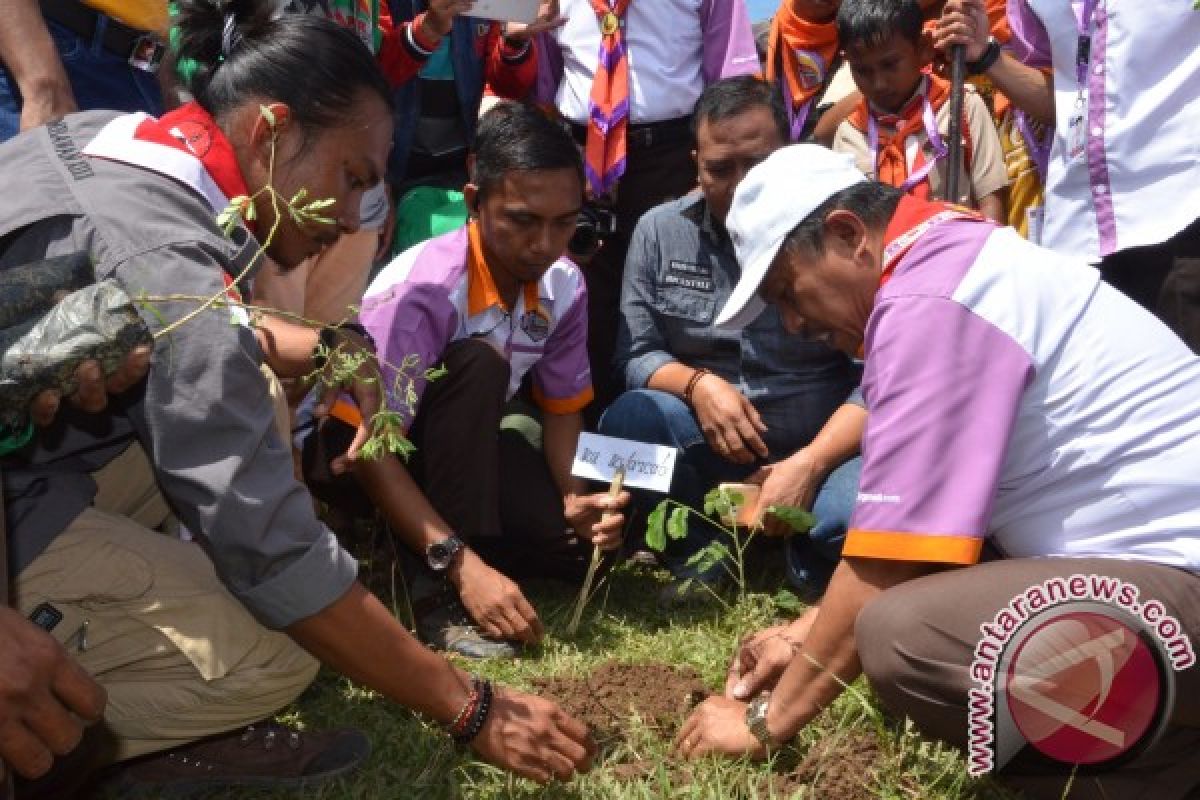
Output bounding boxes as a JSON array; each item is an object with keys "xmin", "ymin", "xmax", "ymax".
[
  {"xmin": 0, "ymin": 111, "xmax": 358, "ymax": 629},
  {"xmin": 833, "ymin": 80, "xmax": 1009, "ymax": 206},
  {"xmin": 844, "ymin": 206, "xmax": 1200, "ymax": 571},
  {"xmin": 615, "ymin": 194, "xmax": 857, "ymax": 452},
  {"xmin": 535, "ymin": 0, "xmax": 759, "ymax": 125},
  {"xmin": 1009, "ymin": 0, "xmax": 1200, "ymax": 259},
  {"xmin": 361, "ymin": 223, "xmax": 593, "ymax": 419}
]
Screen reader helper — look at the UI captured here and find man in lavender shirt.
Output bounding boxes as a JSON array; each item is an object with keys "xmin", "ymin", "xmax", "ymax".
[
  {"xmin": 305, "ymin": 105, "xmax": 629, "ymax": 659},
  {"xmin": 676, "ymin": 145, "xmax": 1200, "ymax": 799},
  {"xmin": 535, "ymin": 0, "xmax": 760, "ymax": 418}
]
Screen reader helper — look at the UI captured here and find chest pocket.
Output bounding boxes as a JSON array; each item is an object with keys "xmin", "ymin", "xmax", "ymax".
[{"xmin": 653, "ymin": 259, "xmax": 718, "ymax": 324}]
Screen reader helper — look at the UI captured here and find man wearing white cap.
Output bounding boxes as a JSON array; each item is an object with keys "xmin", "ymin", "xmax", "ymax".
[{"xmin": 675, "ymin": 145, "xmax": 1200, "ymax": 799}]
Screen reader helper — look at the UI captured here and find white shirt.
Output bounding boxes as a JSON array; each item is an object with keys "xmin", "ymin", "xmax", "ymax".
[
  {"xmin": 539, "ymin": 0, "xmax": 758, "ymax": 125},
  {"xmin": 1011, "ymin": 0, "xmax": 1200, "ymax": 260}
]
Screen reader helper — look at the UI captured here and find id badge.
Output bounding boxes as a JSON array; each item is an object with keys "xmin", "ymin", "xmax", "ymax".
[{"xmin": 1066, "ymin": 103, "xmax": 1087, "ymax": 164}]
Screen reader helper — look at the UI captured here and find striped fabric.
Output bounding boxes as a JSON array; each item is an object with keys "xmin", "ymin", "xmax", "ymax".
[{"xmin": 584, "ymin": 0, "xmax": 632, "ymax": 196}]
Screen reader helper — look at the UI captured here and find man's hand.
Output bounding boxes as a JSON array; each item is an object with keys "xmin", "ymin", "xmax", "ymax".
[
  {"xmin": 725, "ymin": 608, "xmax": 819, "ymax": 700},
  {"xmin": 422, "ymin": 0, "xmax": 476, "ymax": 39},
  {"xmin": 19, "ymin": 81, "xmax": 76, "ymax": 132},
  {"xmin": 314, "ymin": 328, "xmax": 382, "ymax": 472},
  {"xmin": 748, "ymin": 448, "xmax": 826, "ymax": 537},
  {"xmin": 0, "ymin": 608, "xmax": 106, "ymax": 780},
  {"xmin": 933, "ymin": 0, "xmax": 990, "ymax": 62},
  {"xmin": 563, "ymin": 490, "xmax": 630, "ymax": 551},
  {"xmin": 505, "ymin": 0, "xmax": 566, "ymax": 40},
  {"xmin": 676, "ymin": 696, "xmax": 764, "ymax": 761},
  {"xmin": 29, "ymin": 345, "xmax": 152, "ymax": 426},
  {"xmin": 690, "ymin": 374, "xmax": 769, "ymax": 465},
  {"xmin": 450, "ymin": 550, "xmax": 544, "ymax": 644},
  {"xmin": 471, "ymin": 687, "xmax": 595, "ymax": 783}
]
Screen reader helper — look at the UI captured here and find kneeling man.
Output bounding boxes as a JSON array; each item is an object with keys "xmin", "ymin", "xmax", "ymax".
[
  {"xmin": 677, "ymin": 145, "xmax": 1200, "ymax": 800},
  {"xmin": 310, "ymin": 104, "xmax": 628, "ymax": 658}
]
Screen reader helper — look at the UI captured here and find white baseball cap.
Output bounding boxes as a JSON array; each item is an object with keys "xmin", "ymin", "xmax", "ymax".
[{"xmin": 715, "ymin": 145, "xmax": 866, "ymax": 329}]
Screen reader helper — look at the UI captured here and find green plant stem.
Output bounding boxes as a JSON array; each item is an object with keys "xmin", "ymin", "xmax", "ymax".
[{"xmin": 566, "ymin": 468, "xmax": 625, "ymax": 636}]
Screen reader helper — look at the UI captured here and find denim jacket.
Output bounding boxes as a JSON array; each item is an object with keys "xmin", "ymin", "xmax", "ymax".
[{"xmin": 615, "ymin": 194, "xmax": 859, "ymax": 443}]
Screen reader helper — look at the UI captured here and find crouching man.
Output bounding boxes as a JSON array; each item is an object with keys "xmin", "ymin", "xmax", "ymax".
[{"xmin": 308, "ymin": 104, "xmax": 629, "ymax": 659}]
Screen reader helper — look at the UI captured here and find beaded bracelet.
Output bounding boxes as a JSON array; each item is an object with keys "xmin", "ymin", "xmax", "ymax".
[
  {"xmin": 452, "ymin": 678, "xmax": 494, "ymax": 746},
  {"xmin": 683, "ymin": 368, "xmax": 712, "ymax": 406}
]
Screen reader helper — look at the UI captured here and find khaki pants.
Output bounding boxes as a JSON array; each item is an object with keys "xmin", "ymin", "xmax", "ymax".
[
  {"xmin": 14, "ymin": 443, "xmax": 318, "ymax": 762},
  {"xmin": 857, "ymin": 557, "xmax": 1200, "ymax": 800}
]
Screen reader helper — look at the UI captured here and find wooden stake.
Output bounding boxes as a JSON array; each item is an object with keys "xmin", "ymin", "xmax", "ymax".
[{"xmin": 566, "ymin": 468, "xmax": 625, "ymax": 636}]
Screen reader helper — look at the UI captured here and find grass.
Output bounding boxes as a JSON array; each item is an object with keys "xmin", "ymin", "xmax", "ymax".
[{"xmin": 230, "ymin": 528, "xmax": 1020, "ymax": 800}]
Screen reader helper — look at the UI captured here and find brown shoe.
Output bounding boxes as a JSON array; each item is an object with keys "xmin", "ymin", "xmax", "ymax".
[{"xmin": 102, "ymin": 722, "xmax": 370, "ymax": 798}]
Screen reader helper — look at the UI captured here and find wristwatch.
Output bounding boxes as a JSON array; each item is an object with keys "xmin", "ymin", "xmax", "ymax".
[
  {"xmin": 967, "ymin": 36, "xmax": 1002, "ymax": 76},
  {"xmin": 426, "ymin": 536, "xmax": 466, "ymax": 572},
  {"xmin": 745, "ymin": 693, "xmax": 775, "ymax": 750}
]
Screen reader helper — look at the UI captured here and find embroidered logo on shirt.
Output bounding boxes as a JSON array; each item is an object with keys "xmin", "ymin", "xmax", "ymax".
[
  {"xmin": 665, "ymin": 260, "xmax": 715, "ymax": 292},
  {"xmin": 168, "ymin": 120, "xmax": 213, "ymax": 158},
  {"xmin": 520, "ymin": 308, "xmax": 551, "ymax": 342}
]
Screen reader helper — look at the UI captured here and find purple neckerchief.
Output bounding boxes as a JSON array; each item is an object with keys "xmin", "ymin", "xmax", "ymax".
[{"xmin": 867, "ymin": 87, "xmax": 947, "ymax": 193}]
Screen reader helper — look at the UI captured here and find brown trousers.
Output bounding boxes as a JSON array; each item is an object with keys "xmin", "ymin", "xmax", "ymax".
[{"xmin": 857, "ymin": 557, "xmax": 1200, "ymax": 799}]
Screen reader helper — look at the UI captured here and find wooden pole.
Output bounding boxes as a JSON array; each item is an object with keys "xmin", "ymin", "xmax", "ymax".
[
  {"xmin": 944, "ymin": 44, "xmax": 967, "ymax": 204},
  {"xmin": 566, "ymin": 468, "xmax": 625, "ymax": 636}
]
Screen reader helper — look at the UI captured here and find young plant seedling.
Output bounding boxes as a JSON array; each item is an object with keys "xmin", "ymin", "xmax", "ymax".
[{"xmin": 646, "ymin": 485, "xmax": 816, "ymax": 605}]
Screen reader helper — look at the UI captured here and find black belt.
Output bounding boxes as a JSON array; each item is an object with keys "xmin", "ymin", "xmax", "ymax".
[
  {"xmin": 40, "ymin": 0, "xmax": 165, "ymax": 72},
  {"xmin": 570, "ymin": 116, "xmax": 692, "ymax": 152}
]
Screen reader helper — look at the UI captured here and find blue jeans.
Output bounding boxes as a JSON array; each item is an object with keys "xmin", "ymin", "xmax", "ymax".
[
  {"xmin": 0, "ymin": 18, "xmax": 163, "ymax": 142},
  {"xmin": 598, "ymin": 389, "xmax": 860, "ymax": 590}
]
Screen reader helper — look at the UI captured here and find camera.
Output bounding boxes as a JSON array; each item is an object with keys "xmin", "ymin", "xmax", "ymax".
[{"xmin": 567, "ymin": 205, "xmax": 618, "ymax": 259}]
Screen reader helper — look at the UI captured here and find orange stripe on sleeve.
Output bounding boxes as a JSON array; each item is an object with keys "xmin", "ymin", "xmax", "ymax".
[
  {"xmin": 532, "ymin": 385, "xmax": 594, "ymax": 415},
  {"xmin": 843, "ymin": 529, "xmax": 983, "ymax": 566}
]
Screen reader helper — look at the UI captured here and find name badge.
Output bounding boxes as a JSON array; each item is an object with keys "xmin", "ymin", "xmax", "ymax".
[
  {"xmin": 664, "ymin": 260, "xmax": 714, "ymax": 292},
  {"xmin": 1066, "ymin": 102, "xmax": 1087, "ymax": 165}
]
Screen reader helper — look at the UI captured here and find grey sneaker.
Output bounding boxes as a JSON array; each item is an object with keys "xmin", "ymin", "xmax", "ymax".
[{"xmin": 412, "ymin": 586, "xmax": 521, "ymax": 659}]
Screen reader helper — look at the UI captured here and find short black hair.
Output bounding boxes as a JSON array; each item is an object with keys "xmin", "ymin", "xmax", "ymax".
[
  {"xmin": 471, "ymin": 102, "xmax": 584, "ymax": 199},
  {"xmin": 782, "ymin": 181, "xmax": 904, "ymax": 257},
  {"xmin": 691, "ymin": 75, "xmax": 790, "ymax": 144},
  {"xmin": 836, "ymin": 0, "xmax": 925, "ymax": 49},
  {"xmin": 175, "ymin": 0, "xmax": 392, "ymax": 147}
]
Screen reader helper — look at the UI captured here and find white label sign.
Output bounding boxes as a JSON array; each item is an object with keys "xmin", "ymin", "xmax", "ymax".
[
  {"xmin": 571, "ymin": 432, "xmax": 677, "ymax": 494},
  {"xmin": 468, "ymin": 0, "xmax": 540, "ymax": 23}
]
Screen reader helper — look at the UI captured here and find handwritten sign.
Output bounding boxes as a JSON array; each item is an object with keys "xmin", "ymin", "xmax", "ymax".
[
  {"xmin": 571, "ymin": 432, "xmax": 677, "ymax": 494},
  {"xmin": 468, "ymin": 0, "xmax": 540, "ymax": 23}
]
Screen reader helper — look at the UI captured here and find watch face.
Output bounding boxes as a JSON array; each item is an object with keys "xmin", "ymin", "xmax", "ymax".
[{"xmin": 428, "ymin": 538, "xmax": 461, "ymax": 571}]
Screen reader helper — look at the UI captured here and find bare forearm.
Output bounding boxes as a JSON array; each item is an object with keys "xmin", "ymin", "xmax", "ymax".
[
  {"xmin": 543, "ymin": 410, "xmax": 585, "ymax": 498},
  {"xmin": 286, "ymin": 582, "xmax": 470, "ymax": 724},
  {"xmin": 0, "ymin": 0, "xmax": 74, "ymax": 120},
  {"xmin": 805, "ymin": 402, "xmax": 867, "ymax": 474},
  {"xmin": 254, "ymin": 313, "xmax": 320, "ymax": 379},
  {"xmin": 978, "ymin": 191, "xmax": 1006, "ymax": 225},
  {"xmin": 987, "ymin": 53, "xmax": 1055, "ymax": 126},
  {"xmin": 767, "ymin": 558, "xmax": 933, "ymax": 739},
  {"xmin": 647, "ymin": 361, "xmax": 700, "ymax": 399},
  {"xmin": 355, "ymin": 453, "xmax": 455, "ymax": 553}
]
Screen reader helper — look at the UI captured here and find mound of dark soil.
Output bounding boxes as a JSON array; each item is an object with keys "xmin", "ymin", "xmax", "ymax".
[
  {"xmin": 532, "ymin": 660, "xmax": 708, "ymax": 746},
  {"xmin": 774, "ymin": 729, "xmax": 885, "ymax": 800}
]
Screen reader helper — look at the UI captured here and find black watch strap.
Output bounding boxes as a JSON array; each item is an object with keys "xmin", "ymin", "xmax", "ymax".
[{"xmin": 967, "ymin": 37, "xmax": 1002, "ymax": 76}]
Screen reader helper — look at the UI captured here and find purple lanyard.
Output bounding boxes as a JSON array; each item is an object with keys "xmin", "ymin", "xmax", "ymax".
[
  {"xmin": 867, "ymin": 91, "xmax": 947, "ymax": 192},
  {"xmin": 1014, "ymin": 109, "xmax": 1051, "ymax": 181},
  {"xmin": 1075, "ymin": 0, "xmax": 1099, "ymax": 87},
  {"xmin": 780, "ymin": 73, "xmax": 813, "ymax": 142}
]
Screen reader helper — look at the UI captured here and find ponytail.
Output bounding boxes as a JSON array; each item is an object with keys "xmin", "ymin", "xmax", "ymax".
[{"xmin": 173, "ymin": 0, "xmax": 392, "ymax": 141}]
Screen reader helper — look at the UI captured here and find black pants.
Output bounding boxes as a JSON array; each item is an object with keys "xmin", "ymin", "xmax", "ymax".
[
  {"xmin": 583, "ymin": 136, "xmax": 698, "ymax": 425},
  {"xmin": 1100, "ymin": 216, "xmax": 1200, "ymax": 353},
  {"xmin": 305, "ymin": 339, "xmax": 588, "ymax": 583}
]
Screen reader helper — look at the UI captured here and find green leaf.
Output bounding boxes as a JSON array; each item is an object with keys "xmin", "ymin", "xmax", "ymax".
[
  {"xmin": 645, "ymin": 500, "xmax": 669, "ymax": 552},
  {"xmin": 766, "ymin": 505, "xmax": 816, "ymax": 533},
  {"xmin": 302, "ymin": 197, "xmax": 336, "ymax": 212},
  {"xmin": 667, "ymin": 506, "xmax": 690, "ymax": 540},
  {"xmin": 259, "ymin": 104, "xmax": 277, "ymax": 128},
  {"xmin": 773, "ymin": 588, "xmax": 804, "ymax": 614},
  {"xmin": 702, "ymin": 487, "xmax": 721, "ymax": 516},
  {"xmin": 424, "ymin": 364, "xmax": 448, "ymax": 382}
]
